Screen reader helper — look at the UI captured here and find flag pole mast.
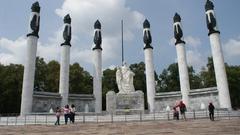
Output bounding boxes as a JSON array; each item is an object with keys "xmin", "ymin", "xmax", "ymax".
[{"xmin": 121, "ymin": 20, "xmax": 124, "ymax": 66}]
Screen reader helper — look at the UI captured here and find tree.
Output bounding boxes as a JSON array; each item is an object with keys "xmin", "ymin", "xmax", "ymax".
[
  {"xmin": 45, "ymin": 60, "xmax": 60, "ymax": 92},
  {"xmin": 157, "ymin": 63, "xmax": 202, "ymax": 92},
  {"xmin": 69, "ymin": 63, "xmax": 92, "ymax": 94},
  {"xmin": 188, "ymin": 66, "xmax": 203, "ymax": 89},
  {"xmin": 102, "ymin": 68, "xmax": 118, "ymax": 110},
  {"xmin": 34, "ymin": 57, "xmax": 47, "ymax": 91},
  {"xmin": 0, "ymin": 64, "xmax": 23, "ymax": 114},
  {"xmin": 158, "ymin": 63, "xmax": 180, "ymax": 92},
  {"xmin": 226, "ymin": 65, "xmax": 240, "ymax": 109},
  {"xmin": 200, "ymin": 57, "xmax": 216, "ymax": 87}
]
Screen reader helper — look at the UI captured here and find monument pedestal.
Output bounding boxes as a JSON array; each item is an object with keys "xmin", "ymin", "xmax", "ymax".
[{"xmin": 106, "ymin": 90, "xmax": 144, "ymax": 114}]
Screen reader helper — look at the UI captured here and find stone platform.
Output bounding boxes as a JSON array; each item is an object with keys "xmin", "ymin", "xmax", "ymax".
[{"xmin": 106, "ymin": 90, "xmax": 144, "ymax": 114}]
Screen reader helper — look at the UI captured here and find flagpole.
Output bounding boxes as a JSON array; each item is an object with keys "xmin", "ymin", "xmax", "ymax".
[{"xmin": 121, "ymin": 20, "xmax": 124, "ymax": 66}]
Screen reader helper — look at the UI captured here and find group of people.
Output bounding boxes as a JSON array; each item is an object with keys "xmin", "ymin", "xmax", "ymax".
[
  {"xmin": 55, "ymin": 104, "xmax": 76, "ymax": 125},
  {"xmin": 173, "ymin": 101, "xmax": 187, "ymax": 120},
  {"xmin": 172, "ymin": 101, "xmax": 215, "ymax": 121}
]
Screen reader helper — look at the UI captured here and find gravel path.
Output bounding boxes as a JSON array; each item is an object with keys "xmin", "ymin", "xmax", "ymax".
[{"xmin": 0, "ymin": 119, "xmax": 239, "ymax": 135}]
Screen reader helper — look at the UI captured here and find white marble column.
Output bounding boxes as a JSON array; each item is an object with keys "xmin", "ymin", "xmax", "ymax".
[
  {"xmin": 209, "ymin": 33, "xmax": 231, "ymax": 109},
  {"xmin": 93, "ymin": 20, "xmax": 102, "ymax": 113},
  {"xmin": 173, "ymin": 13, "xmax": 190, "ymax": 107},
  {"xmin": 21, "ymin": 36, "xmax": 38, "ymax": 115},
  {"xmin": 93, "ymin": 49, "xmax": 102, "ymax": 113},
  {"xmin": 20, "ymin": 2, "xmax": 40, "ymax": 116},
  {"xmin": 143, "ymin": 19, "xmax": 156, "ymax": 112},
  {"xmin": 59, "ymin": 14, "xmax": 72, "ymax": 107},
  {"xmin": 144, "ymin": 48, "xmax": 156, "ymax": 112},
  {"xmin": 205, "ymin": 0, "xmax": 231, "ymax": 109},
  {"xmin": 176, "ymin": 43, "xmax": 190, "ymax": 106},
  {"xmin": 59, "ymin": 45, "xmax": 70, "ymax": 106}
]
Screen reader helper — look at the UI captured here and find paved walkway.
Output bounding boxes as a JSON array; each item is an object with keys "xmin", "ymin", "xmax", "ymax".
[{"xmin": 0, "ymin": 119, "xmax": 239, "ymax": 135}]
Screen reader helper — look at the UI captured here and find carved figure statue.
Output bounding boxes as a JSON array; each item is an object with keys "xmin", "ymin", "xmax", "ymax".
[
  {"xmin": 28, "ymin": 2, "xmax": 40, "ymax": 37},
  {"xmin": 93, "ymin": 20, "xmax": 102, "ymax": 49},
  {"xmin": 116, "ymin": 63, "xmax": 135, "ymax": 94},
  {"xmin": 62, "ymin": 14, "xmax": 71, "ymax": 45}
]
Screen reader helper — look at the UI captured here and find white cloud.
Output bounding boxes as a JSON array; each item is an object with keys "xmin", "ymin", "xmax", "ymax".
[
  {"xmin": 171, "ymin": 35, "xmax": 205, "ymax": 71},
  {"xmin": 0, "ymin": 37, "xmax": 26, "ymax": 65},
  {"xmin": 184, "ymin": 36, "xmax": 201, "ymax": 47},
  {"xmin": 186, "ymin": 50, "xmax": 206, "ymax": 71},
  {"xmin": 0, "ymin": 36, "xmax": 61, "ymax": 65},
  {"xmin": 169, "ymin": 36, "xmax": 201, "ymax": 48},
  {"xmin": 55, "ymin": 0, "xmax": 145, "ymax": 68},
  {"xmin": 224, "ymin": 37, "xmax": 240, "ymax": 57},
  {"xmin": 0, "ymin": 0, "xmax": 145, "ymax": 73}
]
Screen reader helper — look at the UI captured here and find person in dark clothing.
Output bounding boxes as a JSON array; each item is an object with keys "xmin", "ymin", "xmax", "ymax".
[
  {"xmin": 63, "ymin": 105, "xmax": 70, "ymax": 124},
  {"xmin": 208, "ymin": 102, "xmax": 215, "ymax": 121},
  {"xmin": 173, "ymin": 107, "xmax": 179, "ymax": 120},
  {"xmin": 70, "ymin": 104, "xmax": 76, "ymax": 123},
  {"xmin": 178, "ymin": 101, "xmax": 187, "ymax": 120},
  {"xmin": 54, "ymin": 107, "xmax": 61, "ymax": 125}
]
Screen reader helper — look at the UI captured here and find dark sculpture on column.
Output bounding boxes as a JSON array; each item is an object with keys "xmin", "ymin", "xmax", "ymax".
[
  {"xmin": 93, "ymin": 20, "xmax": 102, "ymax": 50},
  {"xmin": 205, "ymin": 0, "xmax": 220, "ymax": 35},
  {"xmin": 27, "ymin": 1, "xmax": 40, "ymax": 38},
  {"xmin": 143, "ymin": 19, "xmax": 153, "ymax": 49},
  {"xmin": 174, "ymin": 13, "xmax": 185, "ymax": 45},
  {"xmin": 61, "ymin": 14, "xmax": 72, "ymax": 46}
]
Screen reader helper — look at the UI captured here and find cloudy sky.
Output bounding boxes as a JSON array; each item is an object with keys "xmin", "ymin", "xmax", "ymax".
[{"xmin": 0, "ymin": 0, "xmax": 240, "ymax": 75}]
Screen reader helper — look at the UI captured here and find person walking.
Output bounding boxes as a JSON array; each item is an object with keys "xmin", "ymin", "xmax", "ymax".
[
  {"xmin": 63, "ymin": 105, "xmax": 70, "ymax": 124},
  {"xmin": 54, "ymin": 107, "xmax": 61, "ymax": 125},
  {"xmin": 178, "ymin": 101, "xmax": 187, "ymax": 120},
  {"xmin": 208, "ymin": 102, "xmax": 215, "ymax": 121},
  {"xmin": 70, "ymin": 104, "xmax": 76, "ymax": 123}
]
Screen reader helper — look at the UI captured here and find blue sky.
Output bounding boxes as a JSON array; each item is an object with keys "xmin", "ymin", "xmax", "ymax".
[{"xmin": 0, "ymin": 0, "xmax": 240, "ymax": 75}]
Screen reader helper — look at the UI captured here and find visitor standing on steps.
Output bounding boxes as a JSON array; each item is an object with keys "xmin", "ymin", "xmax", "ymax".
[
  {"xmin": 63, "ymin": 105, "xmax": 70, "ymax": 124},
  {"xmin": 55, "ymin": 107, "xmax": 61, "ymax": 125},
  {"xmin": 177, "ymin": 101, "xmax": 187, "ymax": 120},
  {"xmin": 208, "ymin": 102, "xmax": 215, "ymax": 121},
  {"xmin": 70, "ymin": 104, "xmax": 76, "ymax": 123}
]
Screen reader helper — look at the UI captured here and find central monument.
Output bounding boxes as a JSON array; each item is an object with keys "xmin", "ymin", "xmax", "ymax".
[
  {"xmin": 116, "ymin": 63, "xmax": 135, "ymax": 94},
  {"xmin": 106, "ymin": 63, "xmax": 144, "ymax": 114}
]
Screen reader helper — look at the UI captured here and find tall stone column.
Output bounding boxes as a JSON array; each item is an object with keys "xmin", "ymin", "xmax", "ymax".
[
  {"xmin": 59, "ymin": 14, "xmax": 72, "ymax": 107},
  {"xmin": 173, "ymin": 13, "xmax": 190, "ymax": 107},
  {"xmin": 143, "ymin": 19, "xmax": 156, "ymax": 112},
  {"xmin": 205, "ymin": 0, "xmax": 231, "ymax": 109},
  {"xmin": 93, "ymin": 20, "xmax": 102, "ymax": 113},
  {"xmin": 20, "ymin": 2, "xmax": 40, "ymax": 116}
]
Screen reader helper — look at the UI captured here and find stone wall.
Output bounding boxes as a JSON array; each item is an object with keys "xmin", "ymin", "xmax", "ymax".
[
  {"xmin": 32, "ymin": 91, "xmax": 95, "ymax": 113},
  {"xmin": 155, "ymin": 87, "xmax": 219, "ymax": 111}
]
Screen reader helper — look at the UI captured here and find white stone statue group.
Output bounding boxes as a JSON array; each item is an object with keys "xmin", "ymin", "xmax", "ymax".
[{"xmin": 116, "ymin": 63, "xmax": 135, "ymax": 94}]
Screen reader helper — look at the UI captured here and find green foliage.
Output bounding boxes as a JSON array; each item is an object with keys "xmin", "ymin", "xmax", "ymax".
[
  {"xmin": 69, "ymin": 63, "xmax": 93, "ymax": 94},
  {"xmin": 200, "ymin": 57, "xmax": 216, "ymax": 87},
  {"xmin": 45, "ymin": 60, "xmax": 60, "ymax": 92},
  {"xmin": 102, "ymin": 68, "xmax": 118, "ymax": 110},
  {"xmin": 34, "ymin": 57, "xmax": 47, "ymax": 91},
  {"xmin": 158, "ymin": 63, "xmax": 180, "ymax": 92},
  {"xmin": 0, "ymin": 57, "xmax": 93, "ymax": 113},
  {"xmin": 0, "ymin": 56, "xmax": 240, "ymax": 113},
  {"xmin": 226, "ymin": 65, "xmax": 240, "ymax": 109},
  {"xmin": 0, "ymin": 64, "xmax": 23, "ymax": 114}
]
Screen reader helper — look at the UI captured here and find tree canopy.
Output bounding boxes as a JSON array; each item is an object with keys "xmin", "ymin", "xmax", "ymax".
[{"xmin": 0, "ymin": 57, "xmax": 239, "ymax": 114}]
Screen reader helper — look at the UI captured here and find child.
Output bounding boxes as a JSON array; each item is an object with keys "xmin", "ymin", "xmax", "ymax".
[
  {"xmin": 55, "ymin": 107, "xmax": 61, "ymax": 125},
  {"xmin": 173, "ymin": 107, "xmax": 179, "ymax": 120}
]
